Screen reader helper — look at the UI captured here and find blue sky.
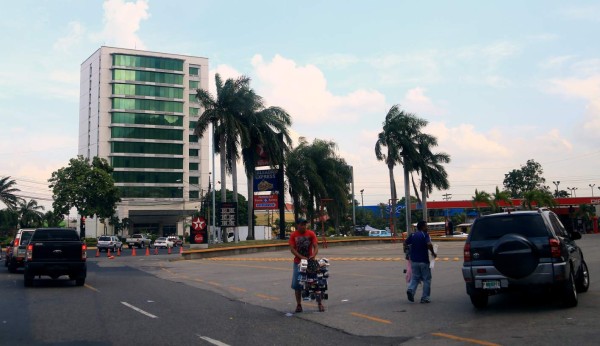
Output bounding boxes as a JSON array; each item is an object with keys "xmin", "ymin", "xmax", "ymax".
[{"xmin": 1, "ymin": 0, "xmax": 600, "ymax": 211}]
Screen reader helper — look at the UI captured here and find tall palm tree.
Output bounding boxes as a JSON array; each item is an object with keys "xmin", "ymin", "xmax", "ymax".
[
  {"xmin": 18, "ymin": 199, "xmax": 45, "ymax": 228},
  {"xmin": 412, "ymin": 138, "xmax": 450, "ymax": 222},
  {"xmin": 240, "ymin": 107, "xmax": 292, "ymax": 239},
  {"xmin": 195, "ymin": 74, "xmax": 260, "ymax": 242},
  {"xmin": 472, "ymin": 189, "xmax": 492, "ymax": 217},
  {"xmin": 522, "ymin": 189, "xmax": 555, "ymax": 210},
  {"xmin": 0, "ymin": 176, "xmax": 21, "ymax": 210}
]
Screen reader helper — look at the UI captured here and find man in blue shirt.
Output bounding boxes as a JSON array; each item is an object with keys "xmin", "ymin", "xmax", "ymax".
[{"xmin": 405, "ymin": 220, "xmax": 437, "ymax": 303}]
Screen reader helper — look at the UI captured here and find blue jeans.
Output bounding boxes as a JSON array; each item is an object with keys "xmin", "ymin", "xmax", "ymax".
[
  {"xmin": 291, "ymin": 262, "xmax": 302, "ymax": 290},
  {"xmin": 407, "ymin": 261, "xmax": 432, "ymax": 301}
]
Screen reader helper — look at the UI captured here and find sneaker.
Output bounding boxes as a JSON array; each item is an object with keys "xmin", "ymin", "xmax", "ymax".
[
  {"xmin": 407, "ymin": 290, "xmax": 414, "ymax": 302},
  {"xmin": 420, "ymin": 298, "xmax": 431, "ymax": 304}
]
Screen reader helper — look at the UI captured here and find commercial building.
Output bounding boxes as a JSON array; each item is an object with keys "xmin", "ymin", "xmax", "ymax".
[{"xmin": 78, "ymin": 46, "xmax": 210, "ymax": 238}]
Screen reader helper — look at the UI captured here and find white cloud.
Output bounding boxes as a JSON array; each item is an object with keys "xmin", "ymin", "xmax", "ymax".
[
  {"xmin": 539, "ymin": 55, "xmax": 575, "ymax": 69},
  {"xmin": 92, "ymin": 0, "xmax": 150, "ymax": 49},
  {"xmin": 548, "ymin": 75, "xmax": 600, "ymax": 137},
  {"xmin": 401, "ymin": 87, "xmax": 446, "ymax": 117},
  {"xmin": 53, "ymin": 21, "xmax": 85, "ymax": 52},
  {"xmin": 562, "ymin": 5, "xmax": 600, "ymax": 21},
  {"xmin": 251, "ymin": 54, "xmax": 386, "ymax": 125}
]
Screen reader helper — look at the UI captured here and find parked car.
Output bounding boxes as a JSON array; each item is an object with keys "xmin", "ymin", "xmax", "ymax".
[
  {"xmin": 368, "ymin": 230, "xmax": 392, "ymax": 237},
  {"xmin": 4, "ymin": 240, "xmax": 14, "ymax": 267},
  {"xmin": 97, "ymin": 235, "xmax": 123, "ymax": 253},
  {"xmin": 462, "ymin": 208, "xmax": 589, "ymax": 308},
  {"xmin": 125, "ymin": 234, "xmax": 152, "ymax": 248},
  {"xmin": 167, "ymin": 236, "xmax": 182, "ymax": 247},
  {"xmin": 6, "ymin": 229, "xmax": 35, "ymax": 273},
  {"xmin": 154, "ymin": 237, "xmax": 174, "ymax": 248}
]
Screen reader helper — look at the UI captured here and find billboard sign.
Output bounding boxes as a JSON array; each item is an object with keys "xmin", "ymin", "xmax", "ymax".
[
  {"xmin": 253, "ymin": 194, "xmax": 279, "ymax": 210},
  {"xmin": 253, "ymin": 169, "xmax": 278, "ymax": 192}
]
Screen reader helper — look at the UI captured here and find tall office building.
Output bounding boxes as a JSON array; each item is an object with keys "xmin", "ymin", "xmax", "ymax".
[{"xmin": 78, "ymin": 46, "xmax": 210, "ymax": 238}]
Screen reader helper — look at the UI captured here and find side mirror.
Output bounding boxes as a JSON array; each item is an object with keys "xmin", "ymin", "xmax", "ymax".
[{"xmin": 570, "ymin": 231, "xmax": 582, "ymax": 240}]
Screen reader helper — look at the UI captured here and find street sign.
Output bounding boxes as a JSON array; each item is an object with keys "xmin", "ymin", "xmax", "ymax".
[
  {"xmin": 190, "ymin": 216, "xmax": 208, "ymax": 244},
  {"xmin": 253, "ymin": 169, "xmax": 278, "ymax": 192},
  {"xmin": 253, "ymin": 194, "xmax": 279, "ymax": 210},
  {"xmin": 218, "ymin": 202, "xmax": 238, "ymax": 227}
]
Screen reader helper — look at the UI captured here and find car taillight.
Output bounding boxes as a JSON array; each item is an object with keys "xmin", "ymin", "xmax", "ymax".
[
  {"xmin": 82, "ymin": 244, "xmax": 87, "ymax": 260},
  {"xmin": 549, "ymin": 238, "xmax": 561, "ymax": 258},
  {"xmin": 14, "ymin": 239, "xmax": 20, "ymax": 247},
  {"xmin": 26, "ymin": 244, "xmax": 33, "ymax": 261},
  {"xmin": 464, "ymin": 242, "xmax": 471, "ymax": 262}
]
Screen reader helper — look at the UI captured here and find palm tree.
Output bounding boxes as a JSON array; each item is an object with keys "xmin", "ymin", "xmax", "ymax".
[
  {"xmin": 522, "ymin": 189, "xmax": 555, "ymax": 210},
  {"xmin": 472, "ymin": 189, "xmax": 492, "ymax": 217},
  {"xmin": 195, "ymin": 74, "xmax": 260, "ymax": 242},
  {"xmin": 376, "ymin": 105, "xmax": 431, "ymax": 235},
  {"xmin": 240, "ymin": 107, "xmax": 292, "ymax": 239},
  {"xmin": 491, "ymin": 186, "xmax": 512, "ymax": 212},
  {"xmin": 412, "ymin": 138, "xmax": 450, "ymax": 222},
  {"xmin": 0, "ymin": 176, "xmax": 21, "ymax": 210},
  {"xmin": 18, "ymin": 199, "xmax": 45, "ymax": 228}
]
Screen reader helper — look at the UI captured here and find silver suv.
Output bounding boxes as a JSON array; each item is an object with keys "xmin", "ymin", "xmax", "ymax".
[
  {"xmin": 97, "ymin": 235, "xmax": 123, "ymax": 253},
  {"xmin": 462, "ymin": 209, "xmax": 589, "ymax": 308},
  {"xmin": 6, "ymin": 229, "xmax": 35, "ymax": 273}
]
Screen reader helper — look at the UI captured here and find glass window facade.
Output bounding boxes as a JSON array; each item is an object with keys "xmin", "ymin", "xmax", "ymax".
[
  {"xmin": 111, "ymin": 112, "xmax": 183, "ymax": 126},
  {"xmin": 189, "ymin": 176, "xmax": 199, "ymax": 184},
  {"xmin": 112, "ymin": 69, "xmax": 183, "ymax": 85},
  {"xmin": 189, "ymin": 94, "xmax": 197, "ymax": 102},
  {"xmin": 113, "ymin": 171, "xmax": 183, "ymax": 183},
  {"xmin": 189, "ymin": 149, "xmax": 199, "ymax": 157},
  {"xmin": 112, "ymin": 83, "xmax": 183, "ymax": 99},
  {"xmin": 189, "ymin": 191, "xmax": 199, "ymax": 199},
  {"xmin": 118, "ymin": 186, "xmax": 183, "ymax": 198},
  {"xmin": 189, "ymin": 107, "xmax": 199, "ymax": 116},
  {"xmin": 189, "ymin": 163, "xmax": 198, "ymax": 170},
  {"xmin": 189, "ymin": 121, "xmax": 197, "ymax": 129},
  {"xmin": 189, "ymin": 80, "xmax": 199, "ymax": 89},
  {"xmin": 189, "ymin": 67, "xmax": 199, "ymax": 76},
  {"xmin": 111, "ymin": 127, "xmax": 183, "ymax": 140},
  {"xmin": 113, "ymin": 54, "xmax": 183, "ymax": 71},
  {"xmin": 112, "ymin": 156, "xmax": 183, "ymax": 169},
  {"xmin": 112, "ymin": 98, "xmax": 183, "ymax": 113},
  {"xmin": 111, "ymin": 142, "xmax": 183, "ymax": 155}
]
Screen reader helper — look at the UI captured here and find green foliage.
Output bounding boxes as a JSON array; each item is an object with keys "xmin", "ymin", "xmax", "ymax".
[
  {"xmin": 503, "ymin": 159, "xmax": 547, "ymax": 198},
  {"xmin": 49, "ymin": 156, "xmax": 121, "ymax": 220},
  {"xmin": 0, "ymin": 176, "xmax": 21, "ymax": 210},
  {"xmin": 0, "ymin": 208, "xmax": 18, "ymax": 237}
]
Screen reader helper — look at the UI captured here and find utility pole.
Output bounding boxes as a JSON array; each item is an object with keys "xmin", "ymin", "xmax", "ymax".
[
  {"xmin": 442, "ymin": 193, "xmax": 452, "ymax": 218},
  {"xmin": 590, "ymin": 184, "xmax": 596, "ymax": 197},
  {"xmin": 553, "ymin": 181, "xmax": 560, "ymax": 197}
]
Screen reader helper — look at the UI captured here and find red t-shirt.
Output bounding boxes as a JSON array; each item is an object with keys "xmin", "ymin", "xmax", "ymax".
[{"xmin": 289, "ymin": 230, "xmax": 318, "ymax": 264}]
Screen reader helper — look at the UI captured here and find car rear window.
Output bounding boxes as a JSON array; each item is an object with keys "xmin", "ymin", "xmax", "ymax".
[
  {"xmin": 470, "ymin": 214, "xmax": 549, "ymax": 241},
  {"xmin": 20, "ymin": 231, "xmax": 34, "ymax": 243},
  {"xmin": 32, "ymin": 229, "xmax": 80, "ymax": 241},
  {"xmin": 98, "ymin": 236, "xmax": 111, "ymax": 241}
]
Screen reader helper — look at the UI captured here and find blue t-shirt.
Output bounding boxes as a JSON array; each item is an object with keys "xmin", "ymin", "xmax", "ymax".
[{"xmin": 405, "ymin": 231, "xmax": 431, "ymax": 263}]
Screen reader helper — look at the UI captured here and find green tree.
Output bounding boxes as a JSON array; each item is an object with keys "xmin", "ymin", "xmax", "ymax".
[
  {"xmin": 49, "ymin": 156, "xmax": 121, "ymax": 237},
  {"xmin": 43, "ymin": 210, "xmax": 64, "ymax": 227},
  {"xmin": 17, "ymin": 199, "xmax": 45, "ymax": 228},
  {"xmin": 491, "ymin": 186, "xmax": 512, "ymax": 212},
  {"xmin": 0, "ymin": 176, "xmax": 21, "ymax": 210},
  {"xmin": 0, "ymin": 208, "xmax": 19, "ymax": 236},
  {"xmin": 412, "ymin": 137, "xmax": 450, "ymax": 221},
  {"xmin": 195, "ymin": 74, "xmax": 260, "ymax": 242},
  {"xmin": 522, "ymin": 189, "xmax": 556, "ymax": 210},
  {"xmin": 472, "ymin": 189, "xmax": 492, "ymax": 217},
  {"xmin": 503, "ymin": 159, "xmax": 546, "ymax": 198}
]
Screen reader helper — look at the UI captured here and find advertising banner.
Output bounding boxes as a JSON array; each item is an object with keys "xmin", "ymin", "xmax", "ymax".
[
  {"xmin": 189, "ymin": 216, "xmax": 208, "ymax": 244},
  {"xmin": 253, "ymin": 169, "xmax": 278, "ymax": 192},
  {"xmin": 218, "ymin": 202, "xmax": 238, "ymax": 227},
  {"xmin": 253, "ymin": 194, "xmax": 279, "ymax": 210}
]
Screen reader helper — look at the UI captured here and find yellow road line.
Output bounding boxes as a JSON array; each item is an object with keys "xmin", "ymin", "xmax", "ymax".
[
  {"xmin": 202, "ymin": 257, "xmax": 460, "ymax": 262},
  {"xmin": 229, "ymin": 286, "xmax": 247, "ymax": 292},
  {"xmin": 208, "ymin": 281, "xmax": 221, "ymax": 287},
  {"xmin": 255, "ymin": 293, "xmax": 280, "ymax": 301},
  {"xmin": 431, "ymin": 333, "xmax": 500, "ymax": 346},
  {"xmin": 349, "ymin": 312, "xmax": 392, "ymax": 324},
  {"xmin": 84, "ymin": 284, "xmax": 100, "ymax": 292}
]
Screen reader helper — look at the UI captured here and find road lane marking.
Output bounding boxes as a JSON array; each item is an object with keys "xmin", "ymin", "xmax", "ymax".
[
  {"xmin": 350, "ymin": 312, "xmax": 392, "ymax": 324},
  {"xmin": 431, "ymin": 333, "xmax": 500, "ymax": 346},
  {"xmin": 84, "ymin": 284, "xmax": 100, "ymax": 292},
  {"xmin": 229, "ymin": 286, "xmax": 246, "ymax": 292},
  {"xmin": 255, "ymin": 293, "xmax": 280, "ymax": 300},
  {"xmin": 197, "ymin": 335, "xmax": 230, "ymax": 346},
  {"xmin": 121, "ymin": 302, "xmax": 158, "ymax": 319}
]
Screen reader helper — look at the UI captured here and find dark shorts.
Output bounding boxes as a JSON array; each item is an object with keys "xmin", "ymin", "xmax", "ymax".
[{"xmin": 291, "ymin": 262, "xmax": 302, "ymax": 290}]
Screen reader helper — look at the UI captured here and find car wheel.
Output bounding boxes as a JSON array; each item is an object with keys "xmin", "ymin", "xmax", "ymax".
[
  {"xmin": 562, "ymin": 269, "xmax": 578, "ymax": 307},
  {"xmin": 492, "ymin": 234, "xmax": 539, "ymax": 279},
  {"xmin": 469, "ymin": 290, "xmax": 489, "ymax": 309},
  {"xmin": 24, "ymin": 271, "xmax": 34, "ymax": 287},
  {"xmin": 139, "ymin": 242, "xmax": 144, "ymax": 249},
  {"xmin": 575, "ymin": 260, "xmax": 590, "ymax": 293},
  {"xmin": 128, "ymin": 245, "xmax": 132, "ymax": 249}
]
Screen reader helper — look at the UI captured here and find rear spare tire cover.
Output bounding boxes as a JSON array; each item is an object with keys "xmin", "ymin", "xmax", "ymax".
[{"xmin": 493, "ymin": 234, "xmax": 539, "ymax": 279}]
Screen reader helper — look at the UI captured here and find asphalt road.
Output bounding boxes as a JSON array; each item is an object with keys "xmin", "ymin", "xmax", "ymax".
[{"xmin": 2, "ymin": 235, "xmax": 600, "ymax": 345}]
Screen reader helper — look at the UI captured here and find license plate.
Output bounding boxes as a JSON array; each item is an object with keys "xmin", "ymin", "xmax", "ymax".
[{"xmin": 483, "ymin": 280, "xmax": 500, "ymax": 289}]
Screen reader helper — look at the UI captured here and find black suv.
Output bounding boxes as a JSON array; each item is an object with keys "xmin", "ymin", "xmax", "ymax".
[{"xmin": 462, "ymin": 209, "xmax": 589, "ymax": 308}]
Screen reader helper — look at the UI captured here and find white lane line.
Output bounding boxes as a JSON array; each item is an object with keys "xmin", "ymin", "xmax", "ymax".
[
  {"xmin": 120, "ymin": 301, "xmax": 158, "ymax": 319},
  {"xmin": 197, "ymin": 335, "xmax": 230, "ymax": 346}
]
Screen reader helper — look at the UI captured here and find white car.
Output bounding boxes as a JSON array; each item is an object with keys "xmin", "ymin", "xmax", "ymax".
[
  {"xmin": 97, "ymin": 235, "xmax": 123, "ymax": 253},
  {"xmin": 153, "ymin": 237, "xmax": 174, "ymax": 248}
]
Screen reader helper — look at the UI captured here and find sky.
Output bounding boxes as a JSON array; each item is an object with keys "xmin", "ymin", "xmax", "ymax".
[{"xmin": 1, "ymin": 0, "xmax": 600, "ymax": 213}]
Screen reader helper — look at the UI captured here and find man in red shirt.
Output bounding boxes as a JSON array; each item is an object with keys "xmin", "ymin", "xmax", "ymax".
[{"xmin": 289, "ymin": 218, "xmax": 321, "ymax": 312}]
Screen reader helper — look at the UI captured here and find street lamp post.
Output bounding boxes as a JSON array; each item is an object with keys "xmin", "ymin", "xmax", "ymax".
[
  {"xmin": 567, "ymin": 187, "xmax": 578, "ymax": 197},
  {"xmin": 360, "ymin": 189, "xmax": 364, "ymax": 207},
  {"xmin": 590, "ymin": 184, "xmax": 596, "ymax": 197},
  {"xmin": 553, "ymin": 181, "xmax": 560, "ymax": 197},
  {"xmin": 442, "ymin": 193, "xmax": 452, "ymax": 217}
]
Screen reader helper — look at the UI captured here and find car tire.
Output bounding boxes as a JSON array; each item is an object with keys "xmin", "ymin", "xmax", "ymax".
[
  {"xmin": 469, "ymin": 290, "xmax": 489, "ymax": 309},
  {"xmin": 128, "ymin": 245, "xmax": 132, "ymax": 249},
  {"xmin": 575, "ymin": 259, "xmax": 590, "ymax": 293},
  {"xmin": 492, "ymin": 234, "xmax": 539, "ymax": 279},
  {"xmin": 562, "ymin": 269, "xmax": 578, "ymax": 307},
  {"xmin": 24, "ymin": 271, "xmax": 34, "ymax": 287},
  {"xmin": 139, "ymin": 242, "xmax": 144, "ymax": 249}
]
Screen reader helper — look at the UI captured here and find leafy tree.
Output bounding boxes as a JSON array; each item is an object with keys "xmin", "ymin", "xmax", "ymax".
[
  {"xmin": 555, "ymin": 190, "xmax": 570, "ymax": 198},
  {"xmin": 0, "ymin": 208, "xmax": 19, "ymax": 236},
  {"xmin": 49, "ymin": 156, "xmax": 121, "ymax": 237},
  {"xmin": 411, "ymin": 137, "xmax": 450, "ymax": 221},
  {"xmin": 491, "ymin": 186, "xmax": 512, "ymax": 212},
  {"xmin": 17, "ymin": 199, "xmax": 45, "ymax": 228},
  {"xmin": 43, "ymin": 210, "xmax": 64, "ymax": 227},
  {"xmin": 0, "ymin": 176, "xmax": 21, "ymax": 210},
  {"xmin": 503, "ymin": 159, "xmax": 546, "ymax": 198},
  {"xmin": 472, "ymin": 189, "xmax": 492, "ymax": 217},
  {"xmin": 522, "ymin": 189, "xmax": 556, "ymax": 210}
]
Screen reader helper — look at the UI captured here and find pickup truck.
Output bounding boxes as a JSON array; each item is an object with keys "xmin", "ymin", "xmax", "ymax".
[
  {"xmin": 125, "ymin": 234, "xmax": 152, "ymax": 249},
  {"xmin": 23, "ymin": 228, "xmax": 87, "ymax": 287}
]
